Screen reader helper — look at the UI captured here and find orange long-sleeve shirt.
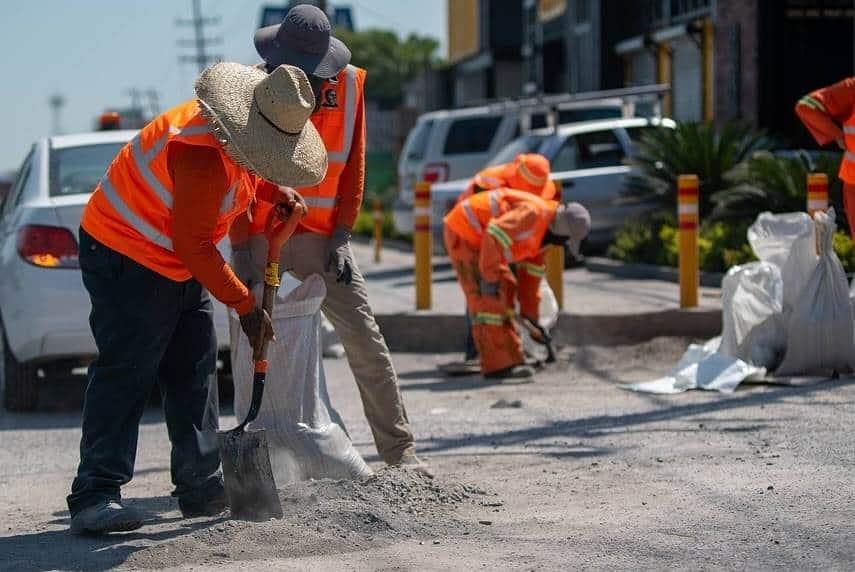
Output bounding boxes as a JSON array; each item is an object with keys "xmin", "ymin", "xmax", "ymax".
[
  {"xmin": 795, "ymin": 77, "xmax": 855, "ymax": 147},
  {"xmin": 168, "ymin": 143, "xmax": 277, "ymax": 316}
]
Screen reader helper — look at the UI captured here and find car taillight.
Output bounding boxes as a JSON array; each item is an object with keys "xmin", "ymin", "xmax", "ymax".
[
  {"xmin": 17, "ymin": 225, "xmax": 80, "ymax": 268},
  {"xmin": 421, "ymin": 163, "xmax": 449, "ymax": 183}
]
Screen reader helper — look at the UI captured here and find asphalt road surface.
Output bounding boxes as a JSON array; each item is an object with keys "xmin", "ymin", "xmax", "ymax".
[{"xmin": 1, "ymin": 338, "xmax": 854, "ymax": 570}]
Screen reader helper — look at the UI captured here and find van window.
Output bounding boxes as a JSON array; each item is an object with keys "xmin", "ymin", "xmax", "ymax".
[
  {"xmin": 443, "ymin": 116, "xmax": 502, "ymax": 155},
  {"xmin": 558, "ymin": 107, "xmax": 622, "ymax": 123},
  {"xmin": 403, "ymin": 119, "xmax": 434, "ymax": 161},
  {"xmin": 575, "ymin": 130, "xmax": 625, "ymax": 168},
  {"xmin": 488, "ymin": 135, "xmax": 548, "ymax": 167}
]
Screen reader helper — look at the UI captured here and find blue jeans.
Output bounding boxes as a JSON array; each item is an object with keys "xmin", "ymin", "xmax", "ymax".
[{"xmin": 67, "ymin": 229, "xmax": 222, "ymax": 516}]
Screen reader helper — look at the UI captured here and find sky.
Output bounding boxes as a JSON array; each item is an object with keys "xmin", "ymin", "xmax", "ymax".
[{"xmin": 0, "ymin": 1, "xmax": 447, "ymax": 173}]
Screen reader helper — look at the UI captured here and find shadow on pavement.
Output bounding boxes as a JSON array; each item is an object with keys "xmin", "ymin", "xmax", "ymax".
[
  {"xmin": 417, "ymin": 378, "xmax": 854, "ymax": 455},
  {"xmin": 0, "ymin": 496, "xmax": 223, "ymax": 572}
]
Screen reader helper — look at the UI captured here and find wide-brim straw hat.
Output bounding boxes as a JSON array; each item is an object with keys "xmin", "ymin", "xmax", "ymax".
[{"xmin": 195, "ymin": 62, "xmax": 328, "ymax": 188}]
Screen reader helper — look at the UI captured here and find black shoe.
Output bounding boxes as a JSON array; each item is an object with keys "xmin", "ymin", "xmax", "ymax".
[
  {"xmin": 179, "ymin": 483, "xmax": 228, "ymax": 518},
  {"xmin": 70, "ymin": 500, "xmax": 144, "ymax": 535},
  {"xmin": 484, "ymin": 364, "xmax": 536, "ymax": 380}
]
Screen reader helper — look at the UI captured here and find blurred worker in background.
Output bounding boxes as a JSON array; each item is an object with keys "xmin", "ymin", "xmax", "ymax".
[
  {"xmin": 795, "ymin": 77, "xmax": 855, "ymax": 236},
  {"xmin": 229, "ymin": 4, "xmax": 429, "ymax": 475},
  {"xmin": 457, "ymin": 154, "xmax": 559, "ymax": 363},
  {"xmin": 67, "ymin": 62, "xmax": 325, "ymax": 534},
  {"xmin": 444, "ymin": 188, "xmax": 590, "ymax": 379}
]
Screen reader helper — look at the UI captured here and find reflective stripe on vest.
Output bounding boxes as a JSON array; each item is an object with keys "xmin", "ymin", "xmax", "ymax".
[
  {"xmin": 99, "ymin": 176, "xmax": 174, "ymax": 251},
  {"xmin": 520, "ymin": 262, "xmax": 545, "ymax": 277},
  {"xmin": 845, "ymin": 126, "xmax": 855, "ymax": 135},
  {"xmin": 473, "ymin": 312, "xmax": 507, "ymax": 326},
  {"xmin": 486, "ymin": 222, "xmax": 513, "ymax": 261},
  {"xmin": 305, "ymin": 196, "xmax": 338, "ymax": 209},
  {"xmin": 327, "ymin": 65, "xmax": 358, "ymax": 164}
]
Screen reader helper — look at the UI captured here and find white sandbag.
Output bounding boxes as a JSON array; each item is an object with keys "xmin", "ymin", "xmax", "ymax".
[
  {"xmin": 719, "ymin": 262, "xmax": 785, "ymax": 368},
  {"xmin": 622, "ymin": 338, "xmax": 766, "ymax": 394},
  {"xmin": 777, "ymin": 210, "xmax": 855, "ymax": 376},
  {"xmin": 748, "ymin": 211, "xmax": 814, "ymax": 268},
  {"xmin": 521, "ymin": 280, "xmax": 560, "ymax": 360},
  {"xmin": 230, "ymin": 273, "xmax": 372, "ymax": 484}
]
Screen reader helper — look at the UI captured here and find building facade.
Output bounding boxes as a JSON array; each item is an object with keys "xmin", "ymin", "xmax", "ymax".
[{"xmin": 442, "ymin": 0, "xmax": 854, "ymax": 142}]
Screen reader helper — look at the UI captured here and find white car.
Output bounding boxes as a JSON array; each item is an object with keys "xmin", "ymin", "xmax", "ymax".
[
  {"xmin": 414, "ymin": 117, "xmax": 676, "ymax": 245},
  {"xmin": 393, "ymin": 100, "xmax": 626, "ymax": 234},
  {"xmin": 0, "ymin": 131, "xmax": 231, "ymax": 411}
]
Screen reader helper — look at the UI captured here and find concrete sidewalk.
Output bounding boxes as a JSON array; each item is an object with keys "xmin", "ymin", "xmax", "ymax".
[{"xmin": 352, "ymin": 240, "xmax": 723, "ymax": 350}]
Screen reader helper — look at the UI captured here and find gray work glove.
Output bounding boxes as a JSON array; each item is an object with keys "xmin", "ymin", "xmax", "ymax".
[
  {"xmin": 480, "ymin": 279, "xmax": 500, "ymax": 298},
  {"xmin": 231, "ymin": 246, "xmax": 261, "ymax": 291},
  {"xmin": 326, "ymin": 227, "xmax": 354, "ymax": 285},
  {"xmin": 239, "ymin": 307, "xmax": 274, "ymax": 362}
]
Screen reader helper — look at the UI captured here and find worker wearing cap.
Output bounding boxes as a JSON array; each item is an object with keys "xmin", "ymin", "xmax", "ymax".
[
  {"xmin": 795, "ymin": 77, "xmax": 855, "ymax": 236},
  {"xmin": 457, "ymin": 154, "xmax": 559, "ymax": 362},
  {"xmin": 229, "ymin": 5, "xmax": 428, "ymax": 475},
  {"xmin": 444, "ymin": 189, "xmax": 590, "ymax": 379},
  {"xmin": 67, "ymin": 63, "xmax": 326, "ymax": 534}
]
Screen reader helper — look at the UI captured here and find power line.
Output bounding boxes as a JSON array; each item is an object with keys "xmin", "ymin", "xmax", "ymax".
[{"xmin": 177, "ymin": 0, "xmax": 223, "ymax": 73}]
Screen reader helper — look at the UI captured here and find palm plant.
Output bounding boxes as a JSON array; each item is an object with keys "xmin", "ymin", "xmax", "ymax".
[
  {"xmin": 711, "ymin": 150, "xmax": 844, "ymax": 229},
  {"xmin": 623, "ymin": 122, "xmax": 770, "ymax": 218}
]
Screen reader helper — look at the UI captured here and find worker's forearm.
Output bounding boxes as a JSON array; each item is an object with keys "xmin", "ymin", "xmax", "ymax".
[
  {"xmin": 174, "ymin": 238, "xmax": 255, "ymax": 315},
  {"xmin": 795, "ymin": 103, "xmax": 844, "ymax": 147}
]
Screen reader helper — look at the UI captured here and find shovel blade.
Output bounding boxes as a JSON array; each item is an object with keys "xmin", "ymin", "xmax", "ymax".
[{"xmin": 218, "ymin": 428, "xmax": 283, "ymax": 521}]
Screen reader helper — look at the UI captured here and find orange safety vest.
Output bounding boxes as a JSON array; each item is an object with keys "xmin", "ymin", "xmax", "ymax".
[
  {"xmin": 251, "ymin": 64, "xmax": 366, "ymax": 236},
  {"xmin": 81, "ymin": 99, "xmax": 256, "ymax": 281},
  {"xmin": 843, "ymin": 113, "xmax": 855, "ymax": 184},
  {"xmin": 444, "ymin": 188, "xmax": 558, "ymax": 262}
]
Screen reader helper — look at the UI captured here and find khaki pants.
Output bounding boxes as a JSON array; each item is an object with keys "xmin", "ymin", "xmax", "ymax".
[{"xmin": 233, "ymin": 232, "xmax": 415, "ymax": 464}]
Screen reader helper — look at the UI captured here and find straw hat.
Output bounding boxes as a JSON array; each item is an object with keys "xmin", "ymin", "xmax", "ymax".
[{"xmin": 195, "ymin": 62, "xmax": 328, "ymax": 187}]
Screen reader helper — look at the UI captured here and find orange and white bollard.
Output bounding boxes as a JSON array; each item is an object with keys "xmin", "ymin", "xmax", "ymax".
[
  {"xmin": 372, "ymin": 197, "xmax": 383, "ymax": 263},
  {"xmin": 807, "ymin": 173, "xmax": 829, "ymax": 217},
  {"xmin": 678, "ymin": 175, "xmax": 699, "ymax": 309},
  {"xmin": 414, "ymin": 182, "xmax": 432, "ymax": 310}
]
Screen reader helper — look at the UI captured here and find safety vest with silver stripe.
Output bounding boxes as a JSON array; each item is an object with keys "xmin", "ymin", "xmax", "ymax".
[
  {"xmin": 81, "ymin": 99, "xmax": 256, "ymax": 281},
  {"xmin": 250, "ymin": 64, "xmax": 367, "ymax": 236},
  {"xmin": 844, "ymin": 119, "xmax": 855, "ymax": 184},
  {"xmin": 444, "ymin": 188, "xmax": 558, "ymax": 264}
]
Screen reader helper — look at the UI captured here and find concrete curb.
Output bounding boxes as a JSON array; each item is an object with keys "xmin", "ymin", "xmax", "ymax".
[
  {"xmin": 375, "ymin": 307, "xmax": 722, "ymax": 352},
  {"xmin": 584, "ymin": 257, "xmax": 725, "ymax": 288}
]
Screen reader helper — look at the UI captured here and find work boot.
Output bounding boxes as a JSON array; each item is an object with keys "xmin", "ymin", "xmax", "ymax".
[
  {"xmin": 178, "ymin": 480, "xmax": 228, "ymax": 518},
  {"xmin": 484, "ymin": 364, "xmax": 536, "ymax": 380},
  {"xmin": 393, "ymin": 453, "xmax": 435, "ymax": 479},
  {"xmin": 70, "ymin": 500, "xmax": 144, "ymax": 535}
]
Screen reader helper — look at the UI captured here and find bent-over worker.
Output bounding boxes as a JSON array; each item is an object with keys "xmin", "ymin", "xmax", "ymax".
[
  {"xmin": 444, "ymin": 189, "xmax": 590, "ymax": 379},
  {"xmin": 67, "ymin": 63, "xmax": 327, "ymax": 534},
  {"xmin": 795, "ymin": 77, "xmax": 855, "ymax": 236},
  {"xmin": 229, "ymin": 5, "xmax": 429, "ymax": 475}
]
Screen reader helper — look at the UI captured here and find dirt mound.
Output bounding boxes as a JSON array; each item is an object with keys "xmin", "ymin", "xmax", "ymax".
[{"xmin": 126, "ymin": 468, "xmax": 491, "ymax": 569}]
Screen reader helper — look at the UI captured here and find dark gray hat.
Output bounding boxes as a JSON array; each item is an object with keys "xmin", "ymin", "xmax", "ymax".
[{"xmin": 254, "ymin": 4, "xmax": 351, "ymax": 79}]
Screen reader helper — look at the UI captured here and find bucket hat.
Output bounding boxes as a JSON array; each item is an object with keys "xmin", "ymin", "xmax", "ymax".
[
  {"xmin": 195, "ymin": 62, "xmax": 328, "ymax": 187},
  {"xmin": 254, "ymin": 4, "xmax": 351, "ymax": 79}
]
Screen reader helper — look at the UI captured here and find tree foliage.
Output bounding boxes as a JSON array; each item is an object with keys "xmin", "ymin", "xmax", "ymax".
[{"xmin": 336, "ymin": 29, "xmax": 440, "ymax": 108}]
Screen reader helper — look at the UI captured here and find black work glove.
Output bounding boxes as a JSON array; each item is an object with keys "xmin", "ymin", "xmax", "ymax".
[
  {"xmin": 480, "ymin": 279, "xmax": 500, "ymax": 298},
  {"xmin": 326, "ymin": 227, "xmax": 354, "ymax": 285},
  {"xmin": 239, "ymin": 307, "xmax": 274, "ymax": 361}
]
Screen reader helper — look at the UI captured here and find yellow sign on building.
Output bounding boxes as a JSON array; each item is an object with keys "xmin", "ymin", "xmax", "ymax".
[
  {"xmin": 447, "ymin": 0, "xmax": 480, "ymax": 63},
  {"xmin": 538, "ymin": 0, "xmax": 566, "ymax": 22}
]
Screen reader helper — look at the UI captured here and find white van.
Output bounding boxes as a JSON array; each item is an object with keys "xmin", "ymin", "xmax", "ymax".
[{"xmin": 392, "ymin": 101, "xmax": 626, "ymax": 234}]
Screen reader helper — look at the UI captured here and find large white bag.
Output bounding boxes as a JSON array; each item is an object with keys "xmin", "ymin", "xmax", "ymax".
[
  {"xmin": 230, "ymin": 274, "xmax": 372, "ymax": 484},
  {"xmin": 777, "ymin": 210, "xmax": 855, "ymax": 376},
  {"xmin": 521, "ymin": 280, "xmax": 560, "ymax": 360},
  {"xmin": 719, "ymin": 262, "xmax": 785, "ymax": 368}
]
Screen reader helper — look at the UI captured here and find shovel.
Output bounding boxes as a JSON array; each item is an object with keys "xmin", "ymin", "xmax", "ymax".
[
  {"xmin": 217, "ymin": 203, "xmax": 304, "ymax": 521},
  {"xmin": 516, "ymin": 315, "xmax": 557, "ymax": 364}
]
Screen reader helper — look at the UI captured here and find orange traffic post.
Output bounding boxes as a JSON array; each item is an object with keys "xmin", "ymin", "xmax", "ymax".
[
  {"xmin": 414, "ymin": 182, "xmax": 432, "ymax": 310},
  {"xmin": 372, "ymin": 197, "xmax": 383, "ymax": 263},
  {"xmin": 807, "ymin": 173, "xmax": 829, "ymax": 216},
  {"xmin": 545, "ymin": 247, "xmax": 564, "ymax": 311},
  {"xmin": 678, "ymin": 175, "xmax": 699, "ymax": 309}
]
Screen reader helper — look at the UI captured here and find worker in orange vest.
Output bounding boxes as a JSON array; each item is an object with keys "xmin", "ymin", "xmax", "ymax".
[
  {"xmin": 444, "ymin": 189, "xmax": 590, "ymax": 378},
  {"xmin": 795, "ymin": 77, "xmax": 855, "ymax": 236},
  {"xmin": 457, "ymin": 154, "xmax": 559, "ymax": 362},
  {"xmin": 229, "ymin": 5, "xmax": 429, "ymax": 475},
  {"xmin": 67, "ymin": 63, "xmax": 327, "ymax": 534}
]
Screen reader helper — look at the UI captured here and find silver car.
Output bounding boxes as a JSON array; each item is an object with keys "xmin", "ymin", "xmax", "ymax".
[{"xmin": 0, "ymin": 131, "xmax": 231, "ymax": 411}]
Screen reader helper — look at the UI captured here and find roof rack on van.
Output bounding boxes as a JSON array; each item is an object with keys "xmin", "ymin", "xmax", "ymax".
[{"xmin": 460, "ymin": 84, "xmax": 671, "ymax": 134}]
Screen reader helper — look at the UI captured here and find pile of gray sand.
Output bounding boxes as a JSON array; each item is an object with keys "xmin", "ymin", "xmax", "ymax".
[{"xmin": 126, "ymin": 468, "xmax": 492, "ymax": 568}]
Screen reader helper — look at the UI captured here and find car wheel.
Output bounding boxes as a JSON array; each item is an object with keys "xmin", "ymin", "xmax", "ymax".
[{"xmin": 1, "ymin": 325, "xmax": 39, "ymax": 412}]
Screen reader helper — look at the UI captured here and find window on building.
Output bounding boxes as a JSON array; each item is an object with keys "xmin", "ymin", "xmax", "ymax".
[{"xmin": 442, "ymin": 116, "xmax": 503, "ymax": 155}]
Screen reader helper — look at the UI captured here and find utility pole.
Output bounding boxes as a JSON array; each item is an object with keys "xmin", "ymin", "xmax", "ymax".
[
  {"xmin": 177, "ymin": 0, "xmax": 222, "ymax": 73},
  {"xmin": 48, "ymin": 93, "xmax": 65, "ymax": 135}
]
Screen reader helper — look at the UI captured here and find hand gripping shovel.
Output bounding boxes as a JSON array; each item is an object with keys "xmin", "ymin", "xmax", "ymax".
[{"xmin": 218, "ymin": 203, "xmax": 304, "ymax": 521}]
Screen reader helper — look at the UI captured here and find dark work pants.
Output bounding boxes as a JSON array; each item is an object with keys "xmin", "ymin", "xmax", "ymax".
[{"xmin": 67, "ymin": 228, "xmax": 222, "ymax": 516}]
